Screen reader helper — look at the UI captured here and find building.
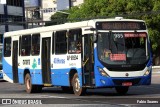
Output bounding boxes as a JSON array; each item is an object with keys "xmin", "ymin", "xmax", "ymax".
[
  {"xmin": 25, "ymin": 0, "xmax": 84, "ymax": 26},
  {"xmin": 42, "ymin": 0, "xmax": 84, "ymax": 21},
  {"xmin": 25, "ymin": 0, "xmax": 42, "ymax": 28},
  {"xmin": 0, "ymin": 0, "xmax": 25, "ymax": 43}
]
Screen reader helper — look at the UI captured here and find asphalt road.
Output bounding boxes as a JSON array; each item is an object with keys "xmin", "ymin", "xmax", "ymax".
[{"xmin": 0, "ymin": 69, "xmax": 160, "ymax": 107}]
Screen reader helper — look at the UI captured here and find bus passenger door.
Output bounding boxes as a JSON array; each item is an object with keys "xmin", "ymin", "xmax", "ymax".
[
  {"xmin": 41, "ymin": 37, "xmax": 52, "ymax": 84},
  {"xmin": 12, "ymin": 41, "xmax": 18, "ymax": 83},
  {"xmin": 82, "ymin": 34, "xmax": 94, "ymax": 86}
]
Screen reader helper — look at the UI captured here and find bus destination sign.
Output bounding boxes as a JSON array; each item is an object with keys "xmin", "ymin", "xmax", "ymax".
[{"xmin": 96, "ymin": 21, "xmax": 146, "ymax": 30}]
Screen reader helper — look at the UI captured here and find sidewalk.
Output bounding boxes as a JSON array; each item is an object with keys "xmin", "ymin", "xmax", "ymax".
[
  {"xmin": 152, "ymin": 66, "xmax": 160, "ymax": 73},
  {"xmin": 152, "ymin": 66, "xmax": 160, "ymax": 69}
]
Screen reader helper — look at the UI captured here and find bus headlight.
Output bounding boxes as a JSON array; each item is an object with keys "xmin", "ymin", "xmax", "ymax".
[
  {"xmin": 144, "ymin": 67, "xmax": 151, "ymax": 76},
  {"xmin": 98, "ymin": 67, "xmax": 109, "ymax": 77},
  {"xmin": 144, "ymin": 70, "xmax": 150, "ymax": 76}
]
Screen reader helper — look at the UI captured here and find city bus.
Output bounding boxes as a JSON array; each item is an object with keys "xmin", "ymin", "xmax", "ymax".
[
  {"xmin": 0, "ymin": 43, "xmax": 3, "ymax": 79},
  {"xmin": 3, "ymin": 17, "xmax": 152, "ymax": 96}
]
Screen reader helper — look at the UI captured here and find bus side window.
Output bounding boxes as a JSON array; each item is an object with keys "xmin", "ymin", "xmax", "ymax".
[
  {"xmin": 68, "ymin": 29, "xmax": 82, "ymax": 54},
  {"xmin": 21, "ymin": 49, "xmax": 25, "ymax": 55},
  {"xmin": 21, "ymin": 35, "xmax": 31, "ymax": 56},
  {"xmin": 31, "ymin": 34, "xmax": 40, "ymax": 55},
  {"xmin": 4, "ymin": 37, "xmax": 11, "ymax": 57},
  {"xmin": 55, "ymin": 30, "xmax": 67, "ymax": 54}
]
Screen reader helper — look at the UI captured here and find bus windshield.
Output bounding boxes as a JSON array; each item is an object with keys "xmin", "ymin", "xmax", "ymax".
[
  {"xmin": 97, "ymin": 32, "xmax": 149, "ymax": 65},
  {"xmin": 0, "ymin": 48, "xmax": 2, "ymax": 65}
]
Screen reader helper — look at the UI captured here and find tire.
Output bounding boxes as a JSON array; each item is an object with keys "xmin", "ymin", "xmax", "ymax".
[
  {"xmin": 25, "ymin": 73, "xmax": 43, "ymax": 93},
  {"xmin": 72, "ymin": 73, "xmax": 86, "ymax": 96},
  {"xmin": 115, "ymin": 86, "xmax": 129, "ymax": 95}
]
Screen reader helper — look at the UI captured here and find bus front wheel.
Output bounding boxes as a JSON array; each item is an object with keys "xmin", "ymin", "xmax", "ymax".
[
  {"xmin": 72, "ymin": 73, "xmax": 86, "ymax": 96},
  {"xmin": 115, "ymin": 86, "xmax": 129, "ymax": 95}
]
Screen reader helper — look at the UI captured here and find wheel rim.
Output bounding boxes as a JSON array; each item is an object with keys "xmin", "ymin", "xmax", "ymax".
[
  {"xmin": 75, "ymin": 77, "xmax": 80, "ymax": 92},
  {"xmin": 26, "ymin": 78, "xmax": 30, "ymax": 89}
]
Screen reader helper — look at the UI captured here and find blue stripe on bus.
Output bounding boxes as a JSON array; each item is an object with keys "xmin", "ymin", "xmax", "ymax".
[
  {"xmin": 93, "ymin": 48, "xmax": 152, "ymax": 87},
  {"xmin": 3, "ymin": 58, "xmax": 13, "ymax": 80},
  {"xmin": 18, "ymin": 68, "xmax": 43, "ymax": 85},
  {"xmin": 51, "ymin": 68, "xmax": 82, "ymax": 86},
  {"xmin": 94, "ymin": 76, "xmax": 151, "ymax": 87},
  {"xmin": 3, "ymin": 58, "xmax": 82, "ymax": 86}
]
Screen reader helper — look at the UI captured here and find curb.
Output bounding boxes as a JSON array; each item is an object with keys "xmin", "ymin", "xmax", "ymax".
[{"xmin": 152, "ymin": 66, "xmax": 160, "ymax": 69}]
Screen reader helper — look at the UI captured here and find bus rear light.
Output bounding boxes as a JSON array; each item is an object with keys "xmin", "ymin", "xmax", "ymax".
[{"xmin": 98, "ymin": 67, "xmax": 109, "ymax": 77}]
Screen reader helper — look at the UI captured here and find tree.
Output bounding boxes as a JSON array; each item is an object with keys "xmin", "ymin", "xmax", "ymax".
[
  {"xmin": 68, "ymin": 0, "xmax": 160, "ymax": 59},
  {"xmin": 47, "ymin": 10, "xmax": 70, "ymax": 26},
  {"xmin": 50, "ymin": 0, "xmax": 160, "ymax": 65}
]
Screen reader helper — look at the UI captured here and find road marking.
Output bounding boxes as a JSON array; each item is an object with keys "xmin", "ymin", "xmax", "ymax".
[{"xmin": 40, "ymin": 95, "xmax": 67, "ymax": 98}]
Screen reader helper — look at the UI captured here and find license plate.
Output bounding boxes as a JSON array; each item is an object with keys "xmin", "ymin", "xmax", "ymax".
[{"xmin": 122, "ymin": 82, "xmax": 132, "ymax": 86}]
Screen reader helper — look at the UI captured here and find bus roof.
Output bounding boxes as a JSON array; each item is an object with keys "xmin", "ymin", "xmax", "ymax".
[{"xmin": 4, "ymin": 18, "xmax": 145, "ymax": 37}]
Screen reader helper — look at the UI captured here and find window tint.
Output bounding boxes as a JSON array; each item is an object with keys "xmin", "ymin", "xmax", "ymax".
[
  {"xmin": 31, "ymin": 34, "xmax": 40, "ymax": 55},
  {"xmin": 4, "ymin": 37, "xmax": 11, "ymax": 57},
  {"xmin": 0, "ymin": 34, "xmax": 3, "ymax": 43},
  {"xmin": 68, "ymin": 29, "xmax": 82, "ymax": 54},
  {"xmin": 52, "ymin": 32, "xmax": 55, "ymax": 54},
  {"xmin": 19, "ymin": 36, "xmax": 21, "ymax": 56},
  {"xmin": 7, "ymin": 0, "xmax": 23, "ymax": 6},
  {"xmin": 21, "ymin": 35, "xmax": 31, "ymax": 56},
  {"xmin": 55, "ymin": 31, "xmax": 67, "ymax": 54}
]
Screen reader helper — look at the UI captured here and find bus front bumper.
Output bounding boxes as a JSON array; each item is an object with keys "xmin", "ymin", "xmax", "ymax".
[
  {"xmin": 0, "ymin": 70, "xmax": 3, "ymax": 79},
  {"xmin": 96, "ymin": 75, "xmax": 151, "ymax": 87}
]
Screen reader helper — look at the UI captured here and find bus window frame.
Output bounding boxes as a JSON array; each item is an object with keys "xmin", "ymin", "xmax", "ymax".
[
  {"xmin": 52, "ymin": 32, "xmax": 55, "ymax": 54},
  {"xmin": 55, "ymin": 30, "xmax": 67, "ymax": 54},
  {"xmin": 4, "ymin": 37, "xmax": 12, "ymax": 57},
  {"xmin": 68, "ymin": 29, "xmax": 82, "ymax": 54},
  {"xmin": 21, "ymin": 34, "xmax": 31, "ymax": 56},
  {"xmin": 31, "ymin": 33, "xmax": 40, "ymax": 56}
]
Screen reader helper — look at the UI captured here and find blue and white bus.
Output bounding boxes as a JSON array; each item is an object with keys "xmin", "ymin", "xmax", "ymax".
[
  {"xmin": 0, "ymin": 43, "xmax": 3, "ymax": 79},
  {"xmin": 3, "ymin": 17, "xmax": 152, "ymax": 96}
]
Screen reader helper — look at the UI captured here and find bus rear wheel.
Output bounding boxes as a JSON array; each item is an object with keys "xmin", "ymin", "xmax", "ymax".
[
  {"xmin": 25, "ymin": 73, "xmax": 33, "ymax": 93},
  {"xmin": 115, "ymin": 86, "xmax": 129, "ymax": 95},
  {"xmin": 25, "ymin": 73, "xmax": 42, "ymax": 93},
  {"xmin": 72, "ymin": 73, "xmax": 86, "ymax": 96}
]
